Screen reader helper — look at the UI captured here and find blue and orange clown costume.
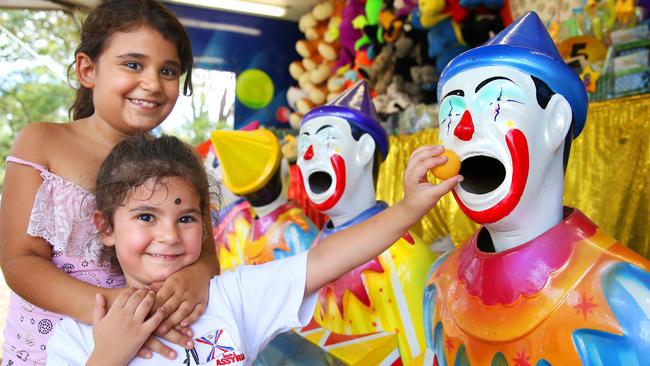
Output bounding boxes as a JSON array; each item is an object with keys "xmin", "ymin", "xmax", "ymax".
[
  {"xmin": 423, "ymin": 12, "xmax": 650, "ymax": 366},
  {"xmin": 295, "ymin": 81, "xmax": 437, "ymax": 365}
]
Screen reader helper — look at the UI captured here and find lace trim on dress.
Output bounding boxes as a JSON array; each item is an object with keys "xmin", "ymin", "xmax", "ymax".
[{"xmin": 24, "ymin": 169, "xmax": 104, "ymax": 262}]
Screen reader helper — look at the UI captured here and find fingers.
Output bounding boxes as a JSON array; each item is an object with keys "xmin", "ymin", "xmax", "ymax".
[
  {"xmin": 405, "ymin": 147, "xmax": 450, "ymax": 187},
  {"xmin": 429, "ymin": 175, "xmax": 464, "ymax": 200},
  {"xmin": 408, "ymin": 145, "xmax": 444, "ymax": 164},
  {"xmin": 143, "ymin": 336, "xmax": 177, "ymax": 360},
  {"xmin": 91, "ymin": 293, "xmax": 106, "ymax": 326},
  {"xmin": 152, "ymin": 284, "xmax": 176, "ymax": 315},
  {"xmin": 157, "ymin": 327, "xmax": 194, "ymax": 350},
  {"xmin": 180, "ymin": 303, "xmax": 204, "ymax": 329},
  {"xmin": 412, "ymin": 156, "xmax": 449, "ymax": 183},
  {"xmin": 132, "ymin": 290, "xmax": 156, "ymax": 322},
  {"xmin": 143, "ymin": 308, "xmax": 166, "ymax": 337},
  {"xmin": 123, "ymin": 289, "xmax": 151, "ymax": 318},
  {"xmin": 112, "ymin": 287, "xmax": 135, "ymax": 309},
  {"xmin": 175, "ymin": 325, "xmax": 194, "ymax": 338},
  {"xmin": 157, "ymin": 300, "xmax": 193, "ymax": 334},
  {"xmin": 136, "ymin": 346, "xmax": 153, "ymax": 360}
]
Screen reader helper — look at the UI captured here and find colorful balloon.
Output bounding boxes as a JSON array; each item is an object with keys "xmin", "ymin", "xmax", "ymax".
[{"xmin": 236, "ymin": 69, "xmax": 274, "ymax": 109}]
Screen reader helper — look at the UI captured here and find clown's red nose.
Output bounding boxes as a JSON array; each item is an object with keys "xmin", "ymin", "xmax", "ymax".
[
  {"xmin": 303, "ymin": 145, "xmax": 314, "ymax": 160},
  {"xmin": 454, "ymin": 110, "xmax": 474, "ymax": 141}
]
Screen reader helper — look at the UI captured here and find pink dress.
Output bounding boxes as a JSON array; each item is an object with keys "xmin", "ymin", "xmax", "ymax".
[{"xmin": 2, "ymin": 157, "xmax": 125, "ymax": 365}]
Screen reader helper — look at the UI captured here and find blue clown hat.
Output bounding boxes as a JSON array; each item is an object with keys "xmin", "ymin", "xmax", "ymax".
[
  {"xmin": 438, "ymin": 12, "xmax": 588, "ymax": 138},
  {"xmin": 301, "ymin": 80, "xmax": 389, "ymax": 160}
]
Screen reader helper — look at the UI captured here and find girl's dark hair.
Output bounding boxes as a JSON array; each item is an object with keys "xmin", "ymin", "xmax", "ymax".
[
  {"xmin": 94, "ymin": 133, "xmax": 211, "ymax": 272},
  {"xmin": 68, "ymin": 0, "xmax": 194, "ymax": 120}
]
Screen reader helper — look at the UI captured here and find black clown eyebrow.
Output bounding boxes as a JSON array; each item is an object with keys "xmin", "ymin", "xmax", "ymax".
[
  {"xmin": 475, "ymin": 76, "xmax": 514, "ymax": 93},
  {"xmin": 315, "ymin": 124, "xmax": 334, "ymax": 134},
  {"xmin": 442, "ymin": 89, "xmax": 464, "ymax": 101}
]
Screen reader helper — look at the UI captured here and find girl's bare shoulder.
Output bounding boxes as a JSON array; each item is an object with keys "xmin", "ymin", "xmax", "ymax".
[{"xmin": 10, "ymin": 122, "xmax": 74, "ymax": 165}]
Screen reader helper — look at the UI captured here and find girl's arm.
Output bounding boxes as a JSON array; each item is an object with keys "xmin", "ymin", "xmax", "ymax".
[
  {"xmin": 0, "ymin": 124, "xmax": 125, "ymax": 323},
  {"xmin": 305, "ymin": 145, "xmax": 462, "ymax": 294}
]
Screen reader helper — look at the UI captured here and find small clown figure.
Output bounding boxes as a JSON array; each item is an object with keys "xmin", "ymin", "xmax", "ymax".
[
  {"xmin": 296, "ymin": 80, "xmax": 437, "ymax": 364},
  {"xmin": 424, "ymin": 12, "xmax": 650, "ymax": 366},
  {"xmin": 212, "ymin": 129, "xmax": 318, "ymax": 266}
]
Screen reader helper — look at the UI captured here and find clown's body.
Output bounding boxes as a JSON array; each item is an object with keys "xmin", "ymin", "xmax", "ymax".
[
  {"xmin": 425, "ymin": 12, "xmax": 650, "ymax": 365},
  {"xmin": 213, "ymin": 198, "xmax": 253, "ymax": 271},
  {"xmin": 246, "ymin": 201, "xmax": 318, "ymax": 265},
  {"xmin": 425, "ymin": 208, "xmax": 650, "ymax": 365},
  {"xmin": 296, "ymin": 81, "xmax": 436, "ymax": 364},
  {"xmin": 311, "ymin": 202, "xmax": 435, "ymax": 363}
]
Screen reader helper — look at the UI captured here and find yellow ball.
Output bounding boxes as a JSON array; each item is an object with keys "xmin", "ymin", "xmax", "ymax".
[{"xmin": 431, "ymin": 149, "xmax": 461, "ymax": 180}]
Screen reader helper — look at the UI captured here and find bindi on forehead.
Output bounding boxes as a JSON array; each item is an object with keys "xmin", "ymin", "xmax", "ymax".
[{"xmin": 174, "ymin": 198, "xmax": 181, "ymax": 205}]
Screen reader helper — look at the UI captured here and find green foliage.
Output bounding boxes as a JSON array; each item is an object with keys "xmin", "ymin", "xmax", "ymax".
[{"xmin": 0, "ymin": 9, "xmax": 79, "ymax": 191}]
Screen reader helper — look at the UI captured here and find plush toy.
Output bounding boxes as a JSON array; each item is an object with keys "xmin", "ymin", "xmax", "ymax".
[
  {"xmin": 288, "ymin": 0, "xmax": 345, "ymax": 130},
  {"xmin": 335, "ymin": 0, "xmax": 366, "ymax": 72},
  {"xmin": 390, "ymin": 22, "xmax": 437, "ymax": 103}
]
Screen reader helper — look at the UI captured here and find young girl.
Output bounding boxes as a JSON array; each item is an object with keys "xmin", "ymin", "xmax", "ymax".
[
  {"xmin": 0, "ymin": 1, "xmax": 218, "ymax": 364},
  {"xmin": 45, "ymin": 133, "xmax": 462, "ymax": 365}
]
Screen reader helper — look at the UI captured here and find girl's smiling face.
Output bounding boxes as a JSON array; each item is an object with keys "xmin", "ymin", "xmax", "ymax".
[
  {"xmin": 80, "ymin": 25, "xmax": 181, "ymax": 134},
  {"xmin": 100, "ymin": 176, "xmax": 203, "ymax": 288}
]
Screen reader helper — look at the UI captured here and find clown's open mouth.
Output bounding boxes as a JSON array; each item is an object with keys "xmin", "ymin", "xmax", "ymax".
[
  {"xmin": 459, "ymin": 155, "xmax": 506, "ymax": 194},
  {"xmin": 308, "ymin": 171, "xmax": 333, "ymax": 194}
]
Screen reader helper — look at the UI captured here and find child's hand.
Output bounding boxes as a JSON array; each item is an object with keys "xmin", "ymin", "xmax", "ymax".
[
  {"xmin": 89, "ymin": 289, "xmax": 164, "ymax": 365},
  {"xmin": 401, "ymin": 145, "xmax": 463, "ymax": 221},
  {"xmin": 151, "ymin": 265, "xmax": 209, "ymax": 333}
]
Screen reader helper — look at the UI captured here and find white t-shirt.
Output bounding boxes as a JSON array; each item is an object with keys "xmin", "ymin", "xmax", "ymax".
[{"xmin": 46, "ymin": 252, "xmax": 316, "ymax": 366}]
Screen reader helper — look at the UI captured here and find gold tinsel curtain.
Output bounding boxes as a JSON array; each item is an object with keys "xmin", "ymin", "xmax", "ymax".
[{"xmin": 376, "ymin": 94, "xmax": 650, "ymax": 258}]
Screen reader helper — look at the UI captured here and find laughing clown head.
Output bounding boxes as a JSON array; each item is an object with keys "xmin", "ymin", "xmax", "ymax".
[
  {"xmin": 297, "ymin": 80, "xmax": 388, "ymax": 218},
  {"xmin": 437, "ymin": 12, "xmax": 588, "ymax": 232}
]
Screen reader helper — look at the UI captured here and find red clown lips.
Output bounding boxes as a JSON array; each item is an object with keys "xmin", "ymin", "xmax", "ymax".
[
  {"xmin": 299, "ymin": 154, "xmax": 346, "ymax": 212},
  {"xmin": 453, "ymin": 129, "xmax": 529, "ymax": 224}
]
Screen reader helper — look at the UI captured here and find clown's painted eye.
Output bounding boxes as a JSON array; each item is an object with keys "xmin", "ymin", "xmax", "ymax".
[
  {"xmin": 476, "ymin": 82, "xmax": 527, "ymax": 122},
  {"xmin": 298, "ymin": 135, "xmax": 311, "ymax": 153},
  {"xmin": 439, "ymin": 96, "xmax": 466, "ymax": 135}
]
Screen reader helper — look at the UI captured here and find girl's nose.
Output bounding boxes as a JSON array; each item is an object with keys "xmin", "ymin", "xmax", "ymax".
[
  {"xmin": 159, "ymin": 223, "xmax": 181, "ymax": 244},
  {"xmin": 454, "ymin": 110, "xmax": 475, "ymax": 141},
  {"xmin": 303, "ymin": 145, "xmax": 314, "ymax": 160},
  {"xmin": 142, "ymin": 70, "xmax": 162, "ymax": 92}
]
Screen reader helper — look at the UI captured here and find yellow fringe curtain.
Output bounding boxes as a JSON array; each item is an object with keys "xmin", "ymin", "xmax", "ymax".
[{"xmin": 376, "ymin": 94, "xmax": 650, "ymax": 258}]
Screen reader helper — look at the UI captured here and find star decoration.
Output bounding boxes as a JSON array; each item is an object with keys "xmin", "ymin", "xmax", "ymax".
[
  {"xmin": 513, "ymin": 349, "xmax": 531, "ymax": 366},
  {"xmin": 444, "ymin": 336, "xmax": 454, "ymax": 353},
  {"xmin": 573, "ymin": 292, "xmax": 598, "ymax": 320}
]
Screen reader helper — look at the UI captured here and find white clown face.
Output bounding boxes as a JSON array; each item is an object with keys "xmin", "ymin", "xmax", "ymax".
[
  {"xmin": 438, "ymin": 66, "xmax": 572, "ymax": 225},
  {"xmin": 297, "ymin": 116, "xmax": 366, "ymax": 213}
]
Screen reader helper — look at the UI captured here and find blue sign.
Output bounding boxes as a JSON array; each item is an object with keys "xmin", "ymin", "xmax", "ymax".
[{"xmin": 167, "ymin": 3, "xmax": 302, "ymax": 129}]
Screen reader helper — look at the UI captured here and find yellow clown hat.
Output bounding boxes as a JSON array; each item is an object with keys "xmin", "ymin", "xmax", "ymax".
[{"xmin": 210, "ymin": 129, "xmax": 281, "ymax": 195}]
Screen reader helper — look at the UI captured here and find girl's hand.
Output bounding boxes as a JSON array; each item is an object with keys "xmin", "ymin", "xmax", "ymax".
[
  {"xmin": 88, "ymin": 289, "xmax": 164, "ymax": 365},
  {"xmin": 401, "ymin": 145, "xmax": 463, "ymax": 221},
  {"xmin": 150, "ymin": 259, "xmax": 212, "ymax": 334}
]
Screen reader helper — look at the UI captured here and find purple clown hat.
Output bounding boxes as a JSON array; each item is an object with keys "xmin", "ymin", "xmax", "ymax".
[
  {"xmin": 438, "ymin": 12, "xmax": 588, "ymax": 138},
  {"xmin": 301, "ymin": 80, "xmax": 389, "ymax": 160}
]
